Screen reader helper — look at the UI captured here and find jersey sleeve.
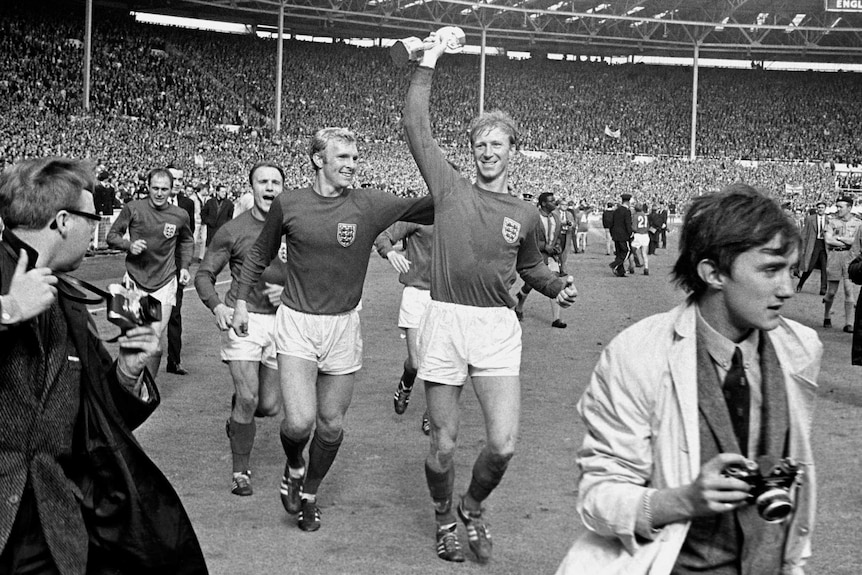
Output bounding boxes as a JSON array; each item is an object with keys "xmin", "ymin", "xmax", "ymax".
[
  {"xmin": 106, "ymin": 204, "xmax": 132, "ymax": 252},
  {"xmin": 176, "ymin": 211, "xmax": 194, "ymax": 270},
  {"xmin": 403, "ymin": 67, "xmax": 460, "ymax": 202},
  {"xmin": 194, "ymin": 226, "xmax": 233, "ymax": 312},
  {"xmin": 237, "ymin": 198, "xmax": 284, "ymax": 302},
  {"xmin": 517, "ymin": 217, "xmax": 565, "ymax": 299}
]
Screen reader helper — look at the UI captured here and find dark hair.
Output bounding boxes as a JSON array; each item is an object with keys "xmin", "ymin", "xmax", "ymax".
[
  {"xmin": 620, "ymin": 193, "xmax": 632, "ymax": 202},
  {"xmin": 837, "ymin": 195, "xmax": 855, "ymax": 206},
  {"xmin": 146, "ymin": 167, "xmax": 174, "ymax": 188},
  {"xmin": 0, "ymin": 157, "xmax": 95, "ymax": 230},
  {"xmin": 538, "ymin": 192, "xmax": 555, "ymax": 206},
  {"xmin": 672, "ymin": 183, "xmax": 800, "ymax": 299},
  {"xmin": 248, "ymin": 161, "xmax": 285, "ymax": 186}
]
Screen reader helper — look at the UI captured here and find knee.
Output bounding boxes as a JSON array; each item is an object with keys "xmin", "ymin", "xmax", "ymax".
[
  {"xmin": 315, "ymin": 416, "xmax": 344, "ymax": 441},
  {"xmin": 487, "ymin": 450, "xmax": 514, "ymax": 471},
  {"xmin": 430, "ymin": 432, "xmax": 458, "ymax": 466},
  {"xmin": 234, "ymin": 393, "xmax": 258, "ymax": 415}
]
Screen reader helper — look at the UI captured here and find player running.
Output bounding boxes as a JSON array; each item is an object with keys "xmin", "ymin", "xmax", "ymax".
[
  {"xmin": 231, "ymin": 128, "xmax": 433, "ymax": 532},
  {"xmin": 194, "ymin": 161, "xmax": 288, "ymax": 497},
  {"xmin": 402, "ymin": 32, "xmax": 578, "ymax": 564}
]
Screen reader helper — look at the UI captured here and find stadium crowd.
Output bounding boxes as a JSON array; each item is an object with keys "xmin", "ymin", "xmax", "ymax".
[{"xmin": 0, "ymin": 0, "xmax": 857, "ymax": 212}]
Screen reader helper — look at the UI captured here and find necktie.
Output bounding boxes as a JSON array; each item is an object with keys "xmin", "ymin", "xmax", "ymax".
[{"xmin": 723, "ymin": 347, "xmax": 750, "ymax": 454}]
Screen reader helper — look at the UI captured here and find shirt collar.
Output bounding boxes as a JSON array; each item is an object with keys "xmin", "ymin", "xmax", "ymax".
[
  {"xmin": 695, "ymin": 304, "xmax": 760, "ymax": 370},
  {"xmin": 2, "ymin": 229, "xmax": 40, "ymax": 271}
]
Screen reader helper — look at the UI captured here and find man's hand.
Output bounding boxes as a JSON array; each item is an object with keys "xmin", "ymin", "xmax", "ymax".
[
  {"xmin": 230, "ymin": 300, "xmax": 250, "ymax": 337},
  {"xmin": 0, "ymin": 250, "xmax": 57, "ymax": 324},
  {"xmin": 178, "ymin": 268, "xmax": 191, "ymax": 285},
  {"xmin": 386, "ymin": 251, "xmax": 412, "ymax": 274},
  {"xmin": 418, "ymin": 31, "xmax": 448, "ymax": 68},
  {"xmin": 116, "ymin": 324, "xmax": 160, "ymax": 379},
  {"xmin": 263, "ymin": 282, "xmax": 284, "ymax": 308},
  {"xmin": 213, "ymin": 303, "xmax": 234, "ymax": 331},
  {"xmin": 556, "ymin": 275, "xmax": 578, "ymax": 307},
  {"xmin": 129, "ymin": 239, "xmax": 147, "ymax": 255},
  {"xmin": 682, "ymin": 453, "xmax": 752, "ymax": 518}
]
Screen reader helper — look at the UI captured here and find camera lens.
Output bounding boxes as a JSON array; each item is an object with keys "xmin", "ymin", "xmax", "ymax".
[{"xmin": 755, "ymin": 488, "xmax": 793, "ymax": 523}]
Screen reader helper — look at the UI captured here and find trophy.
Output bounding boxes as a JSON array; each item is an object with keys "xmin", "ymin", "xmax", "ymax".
[{"xmin": 390, "ymin": 26, "xmax": 466, "ymax": 67}]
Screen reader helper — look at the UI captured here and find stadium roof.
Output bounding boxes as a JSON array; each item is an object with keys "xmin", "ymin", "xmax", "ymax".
[{"xmin": 116, "ymin": 0, "xmax": 862, "ymax": 63}]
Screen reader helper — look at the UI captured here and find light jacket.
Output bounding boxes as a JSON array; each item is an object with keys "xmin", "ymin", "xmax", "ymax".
[{"xmin": 556, "ymin": 300, "xmax": 820, "ymax": 575}]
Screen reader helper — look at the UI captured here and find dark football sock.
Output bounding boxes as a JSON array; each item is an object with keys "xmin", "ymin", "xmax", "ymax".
[
  {"xmin": 303, "ymin": 430, "xmax": 344, "ymax": 496},
  {"xmin": 401, "ymin": 361, "xmax": 417, "ymax": 390},
  {"xmin": 227, "ymin": 418, "xmax": 256, "ymax": 473},
  {"xmin": 280, "ymin": 427, "xmax": 309, "ymax": 471},
  {"xmin": 425, "ymin": 460, "xmax": 456, "ymax": 525},
  {"xmin": 466, "ymin": 448, "xmax": 513, "ymax": 505}
]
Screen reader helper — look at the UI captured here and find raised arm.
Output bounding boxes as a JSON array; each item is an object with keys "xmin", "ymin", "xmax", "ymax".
[{"xmin": 403, "ymin": 36, "xmax": 459, "ymax": 199}]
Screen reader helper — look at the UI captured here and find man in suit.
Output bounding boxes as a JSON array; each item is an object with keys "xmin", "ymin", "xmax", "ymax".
[
  {"xmin": 201, "ymin": 184, "xmax": 234, "ymax": 250},
  {"xmin": 514, "ymin": 192, "xmax": 568, "ymax": 328},
  {"xmin": 609, "ymin": 192, "xmax": 634, "ymax": 277},
  {"xmin": 796, "ymin": 200, "xmax": 828, "ymax": 295},
  {"xmin": 557, "ymin": 184, "xmax": 820, "ymax": 574},
  {"xmin": 0, "ymin": 157, "xmax": 206, "ymax": 574},
  {"xmin": 166, "ymin": 178, "xmax": 197, "ymax": 375},
  {"xmin": 601, "ymin": 201, "xmax": 615, "ymax": 256},
  {"xmin": 657, "ymin": 201, "xmax": 670, "ymax": 249}
]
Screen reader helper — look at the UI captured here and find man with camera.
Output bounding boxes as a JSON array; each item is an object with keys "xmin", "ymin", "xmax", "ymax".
[
  {"xmin": 107, "ymin": 167, "xmax": 194, "ymax": 377},
  {"xmin": 195, "ymin": 161, "xmax": 288, "ymax": 497},
  {"xmin": 556, "ymin": 184, "xmax": 820, "ymax": 574},
  {"xmin": 0, "ymin": 157, "xmax": 206, "ymax": 574}
]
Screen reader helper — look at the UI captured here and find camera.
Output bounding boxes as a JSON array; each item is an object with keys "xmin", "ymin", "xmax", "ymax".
[
  {"xmin": 722, "ymin": 457, "xmax": 800, "ymax": 523},
  {"xmin": 106, "ymin": 282, "xmax": 162, "ymax": 333}
]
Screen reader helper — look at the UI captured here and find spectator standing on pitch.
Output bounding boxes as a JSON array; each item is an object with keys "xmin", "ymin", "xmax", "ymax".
[
  {"xmin": 0, "ymin": 157, "xmax": 206, "ymax": 574},
  {"xmin": 514, "ymin": 191, "xmax": 568, "ymax": 328},
  {"xmin": 657, "ymin": 201, "xmax": 670, "ymax": 249},
  {"xmin": 106, "ymin": 168, "xmax": 194, "ymax": 376},
  {"xmin": 403, "ymin": 32, "xmax": 578, "ymax": 564},
  {"xmin": 201, "ymin": 183, "xmax": 234, "ymax": 251},
  {"xmin": 575, "ymin": 203, "xmax": 590, "ymax": 254},
  {"xmin": 557, "ymin": 184, "xmax": 820, "ymax": 574},
  {"xmin": 823, "ymin": 195, "xmax": 861, "ymax": 331},
  {"xmin": 609, "ymin": 193, "xmax": 634, "ymax": 277},
  {"xmin": 601, "ymin": 201, "xmax": 615, "ymax": 256},
  {"xmin": 166, "ymin": 176, "xmax": 196, "ymax": 376},
  {"xmin": 195, "ymin": 161, "xmax": 288, "ymax": 497},
  {"xmin": 374, "ymin": 221, "xmax": 435, "ymax": 434},
  {"xmin": 796, "ymin": 200, "xmax": 828, "ymax": 295},
  {"xmin": 231, "ymin": 127, "xmax": 433, "ymax": 532}
]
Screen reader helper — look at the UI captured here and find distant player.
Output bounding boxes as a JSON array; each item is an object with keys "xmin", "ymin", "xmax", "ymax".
[
  {"xmin": 231, "ymin": 127, "xmax": 433, "ymax": 532},
  {"xmin": 631, "ymin": 202, "xmax": 651, "ymax": 276},
  {"xmin": 403, "ymin": 33, "xmax": 578, "ymax": 564},
  {"xmin": 194, "ymin": 161, "xmax": 288, "ymax": 497},
  {"xmin": 106, "ymin": 167, "xmax": 193, "ymax": 376},
  {"xmin": 374, "ymin": 222, "xmax": 435, "ymax": 434}
]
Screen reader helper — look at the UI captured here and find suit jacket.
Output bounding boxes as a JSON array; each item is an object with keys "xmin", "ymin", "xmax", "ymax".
[
  {"xmin": 799, "ymin": 213, "xmax": 824, "ymax": 273},
  {"xmin": 0, "ymin": 233, "xmax": 207, "ymax": 575},
  {"xmin": 556, "ymin": 301, "xmax": 820, "ymax": 575},
  {"xmin": 176, "ymin": 195, "xmax": 196, "ymax": 234},
  {"xmin": 610, "ymin": 204, "xmax": 633, "ymax": 242},
  {"xmin": 201, "ymin": 197, "xmax": 233, "ymax": 233}
]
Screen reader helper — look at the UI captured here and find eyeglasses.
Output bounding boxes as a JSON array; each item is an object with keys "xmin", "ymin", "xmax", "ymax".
[
  {"xmin": 51, "ymin": 208, "xmax": 101, "ymax": 230},
  {"xmin": 64, "ymin": 208, "xmax": 101, "ymax": 222}
]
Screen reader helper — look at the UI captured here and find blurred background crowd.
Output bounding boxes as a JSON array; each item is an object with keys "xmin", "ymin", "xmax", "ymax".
[{"xmin": 1, "ymin": 0, "xmax": 857, "ymax": 213}]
